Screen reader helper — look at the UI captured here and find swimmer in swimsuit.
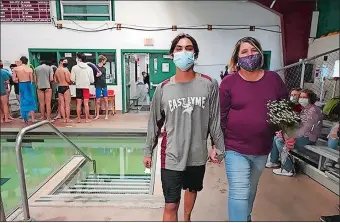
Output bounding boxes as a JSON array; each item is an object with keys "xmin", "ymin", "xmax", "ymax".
[
  {"xmin": 55, "ymin": 58, "xmax": 72, "ymax": 123},
  {"xmin": 35, "ymin": 60, "xmax": 54, "ymax": 121},
  {"xmin": 12, "ymin": 56, "xmax": 37, "ymax": 123}
]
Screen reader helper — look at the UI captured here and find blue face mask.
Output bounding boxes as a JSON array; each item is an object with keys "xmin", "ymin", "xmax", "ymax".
[{"xmin": 173, "ymin": 51, "xmax": 195, "ymax": 71}]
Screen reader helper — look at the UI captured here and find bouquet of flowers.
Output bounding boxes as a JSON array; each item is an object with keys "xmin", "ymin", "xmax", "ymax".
[{"xmin": 267, "ymin": 99, "xmax": 301, "ymax": 167}]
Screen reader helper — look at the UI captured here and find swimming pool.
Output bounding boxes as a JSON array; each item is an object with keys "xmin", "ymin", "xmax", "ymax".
[{"xmin": 0, "ymin": 136, "xmax": 147, "ymax": 215}]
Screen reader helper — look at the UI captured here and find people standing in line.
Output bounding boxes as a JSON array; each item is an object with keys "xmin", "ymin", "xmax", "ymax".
[
  {"xmin": 12, "ymin": 56, "xmax": 37, "ymax": 123},
  {"xmin": 94, "ymin": 55, "xmax": 109, "ymax": 120},
  {"xmin": 86, "ymin": 61, "xmax": 101, "ymax": 118},
  {"xmin": 55, "ymin": 58, "xmax": 72, "ymax": 123},
  {"xmin": 50, "ymin": 64, "xmax": 61, "ymax": 120},
  {"xmin": 0, "ymin": 62, "xmax": 11, "ymax": 123},
  {"xmin": 219, "ymin": 37, "xmax": 288, "ymax": 221},
  {"xmin": 35, "ymin": 60, "xmax": 54, "ymax": 121},
  {"xmin": 143, "ymin": 33, "xmax": 225, "ymax": 222},
  {"xmin": 71, "ymin": 53, "xmax": 94, "ymax": 123},
  {"xmin": 0, "ymin": 60, "xmax": 14, "ymax": 120},
  {"xmin": 10, "ymin": 64, "xmax": 20, "ymax": 103}
]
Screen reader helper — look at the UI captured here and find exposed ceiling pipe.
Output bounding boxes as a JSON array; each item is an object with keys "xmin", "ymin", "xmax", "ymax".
[
  {"xmin": 270, "ymin": 0, "xmax": 277, "ymax": 8},
  {"xmin": 315, "ymin": 0, "xmax": 318, "ymax": 11}
]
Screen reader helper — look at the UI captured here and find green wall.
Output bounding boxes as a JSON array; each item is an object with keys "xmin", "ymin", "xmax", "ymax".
[{"xmin": 317, "ymin": 0, "xmax": 340, "ymax": 37}]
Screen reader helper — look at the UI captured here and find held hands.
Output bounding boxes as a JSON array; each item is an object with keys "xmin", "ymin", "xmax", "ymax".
[
  {"xmin": 209, "ymin": 146, "xmax": 221, "ymax": 164},
  {"xmin": 143, "ymin": 156, "xmax": 152, "ymax": 168}
]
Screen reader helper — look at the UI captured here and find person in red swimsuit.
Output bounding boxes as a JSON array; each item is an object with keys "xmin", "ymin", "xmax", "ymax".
[{"xmin": 71, "ymin": 53, "xmax": 94, "ymax": 123}]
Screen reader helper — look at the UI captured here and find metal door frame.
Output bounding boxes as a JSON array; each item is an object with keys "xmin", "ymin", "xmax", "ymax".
[{"xmin": 120, "ymin": 49, "xmax": 168, "ymax": 114}]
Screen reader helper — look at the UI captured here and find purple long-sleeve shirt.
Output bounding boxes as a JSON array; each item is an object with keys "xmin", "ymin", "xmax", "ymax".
[{"xmin": 219, "ymin": 71, "xmax": 288, "ymax": 155}]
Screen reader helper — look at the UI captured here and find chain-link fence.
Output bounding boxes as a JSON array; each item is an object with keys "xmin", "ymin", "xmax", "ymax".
[{"xmin": 276, "ymin": 48, "xmax": 340, "ymax": 103}]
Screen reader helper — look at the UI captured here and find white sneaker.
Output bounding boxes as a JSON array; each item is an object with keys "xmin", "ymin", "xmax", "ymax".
[
  {"xmin": 265, "ymin": 162, "xmax": 280, "ymax": 168},
  {"xmin": 273, "ymin": 168, "xmax": 294, "ymax": 177}
]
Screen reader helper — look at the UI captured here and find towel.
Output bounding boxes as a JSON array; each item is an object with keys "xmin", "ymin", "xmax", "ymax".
[{"xmin": 19, "ymin": 81, "xmax": 37, "ymax": 121}]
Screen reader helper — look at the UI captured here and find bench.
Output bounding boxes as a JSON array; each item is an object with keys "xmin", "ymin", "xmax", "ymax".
[
  {"xmin": 129, "ymin": 96, "xmax": 141, "ymax": 112},
  {"xmin": 323, "ymin": 120, "xmax": 336, "ymax": 128},
  {"xmin": 304, "ymin": 139, "xmax": 339, "ymax": 170}
]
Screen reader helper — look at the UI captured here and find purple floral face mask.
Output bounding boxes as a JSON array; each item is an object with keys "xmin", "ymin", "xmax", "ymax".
[{"xmin": 237, "ymin": 54, "xmax": 262, "ymax": 72}]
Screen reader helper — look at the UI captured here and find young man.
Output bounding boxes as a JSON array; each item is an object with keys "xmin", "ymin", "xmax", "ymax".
[
  {"xmin": 0, "ymin": 64, "xmax": 11, "ymax": 123},
  {"xmin": 94, "ymin": 55, "xmax": 109, "ymax": 120},
  {"xmin": 0, "ymin": 60, "xmax": 14, "ymax": 121},
  {"xmin": 55, "ymin": 58, "xmax": 72, "ymax": 123},
  {"xmin": 143, "ymin": 34, "xmax": 225, "ymax": 222},
  {"xmin": 71, "ymin": 53, "xmax": 94, "ymax": 123},
  {"xmin": 35, "ymin": 60, "xmax": 54, "ymax": 121},
  {"xmin": 12, "ymin": 56, "xmax": 36, "ymax": 123},
  {"xmin": 10, "ymin": 64, "xmax": 20, "ymax": 102}
]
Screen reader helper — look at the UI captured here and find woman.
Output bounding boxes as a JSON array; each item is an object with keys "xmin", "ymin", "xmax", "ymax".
[
  {"xmin": 219, "ymin": 37, "xmax": 288, "ymax": 221},
  {"xmin": 267, "ymin": 89, "xmax": 323, "ymax": 176}
]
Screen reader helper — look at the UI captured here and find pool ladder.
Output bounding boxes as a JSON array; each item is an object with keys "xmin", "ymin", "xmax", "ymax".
[{"xmin": 14, "ymin": 120, "xmax": 97, "ymax": 221}]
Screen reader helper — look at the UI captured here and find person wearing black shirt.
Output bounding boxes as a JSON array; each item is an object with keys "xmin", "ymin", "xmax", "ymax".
[
  {"xmin": 142, "ymin": 71, "xmax": 150, "ymax": 90},
  {"xmin": 94, "ymin": 55, "xmax": 109, "ymax": 120}
]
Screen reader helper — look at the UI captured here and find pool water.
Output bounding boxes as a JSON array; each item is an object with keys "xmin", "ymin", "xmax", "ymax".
[{"xmin": 0, "ymin": 137, "xmax": 147, "ymax": 215}]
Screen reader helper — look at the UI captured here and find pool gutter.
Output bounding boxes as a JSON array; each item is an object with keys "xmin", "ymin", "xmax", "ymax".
[{"xmin": 0, "ymin": 127, "xmax": 147, "ymax": 137}]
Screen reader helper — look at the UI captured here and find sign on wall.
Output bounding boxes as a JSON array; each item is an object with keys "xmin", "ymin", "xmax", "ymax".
[{"xmin": 0, "ymin": 0, "xmax": 51, "ymax": 23}]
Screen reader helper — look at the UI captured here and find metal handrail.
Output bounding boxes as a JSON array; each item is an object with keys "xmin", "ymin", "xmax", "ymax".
[
  {"xmin": 15, "ymin": 120, "xmax": 97, "ymax": 221},
  {"xmin": 0, "ymin": 193, "xmax": 5, "ymax": 222}
]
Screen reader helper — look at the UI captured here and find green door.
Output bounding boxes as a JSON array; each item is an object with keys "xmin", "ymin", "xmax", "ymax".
[
  {"xmin": 30, "ymin": 54, "xmax": 40, "ymax": 111},
  {"xmin": 124, "ymin": 54, "xmax": 131, "ymax": 112},
  {"xmin": 149, "ymin": 53, "xmax": 176, "ymax": 99}
]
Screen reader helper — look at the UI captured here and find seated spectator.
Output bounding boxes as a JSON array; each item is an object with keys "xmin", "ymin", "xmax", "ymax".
[
  {"xmin": 289, "ymin": 87, "xmax": 303, "ymax": 113},
  {"xmin": 324, "ymin": 121, "xmax": 339, "ymax": 168},
  {"xmin": 266, "ymin": 89, "xmax": 323, "ymax": 176}
]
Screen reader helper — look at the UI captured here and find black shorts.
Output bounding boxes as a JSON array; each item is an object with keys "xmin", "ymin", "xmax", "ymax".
[
  {"xmin": 161, "ymin": 165, "xmax": 206, "ymax": 203},
  {"xmin": 14, "ymin": 83, "xmax": 19, "ymax": 95},
  {"xmin": 76, "ymin": 88, "xmax": 90, "ymax": 99}
]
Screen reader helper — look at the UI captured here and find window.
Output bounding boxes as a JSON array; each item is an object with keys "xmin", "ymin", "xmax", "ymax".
[
  {"xmin": 56, "ymin": 0, "xmax": 114, "ymax": 21},
  {"xmin": 29, "ymin": 49, "xmax": 118, "ymax": 85}
]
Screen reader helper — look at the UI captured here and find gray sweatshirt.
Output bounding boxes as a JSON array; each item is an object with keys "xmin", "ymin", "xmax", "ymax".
[{"xmin": 144, "ymin": 73, "xmax": 225, "ymax": 171}]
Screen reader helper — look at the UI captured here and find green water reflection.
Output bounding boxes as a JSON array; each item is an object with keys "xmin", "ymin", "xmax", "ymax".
[{"xmin": 0, "ymin": 137, "xmax": 146, "ymax": 215}]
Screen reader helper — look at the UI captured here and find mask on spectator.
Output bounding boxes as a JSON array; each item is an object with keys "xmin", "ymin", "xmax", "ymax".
[
  {"xmin": 298, "ymin": 98, "xmax": 309, "ymax": 107},
  {"xmin": 62, "ymin": 63, "xmax": 68, "ymax": 68},
  {"xmin": 290, "ymin": 96, "xmax": 299, "ymax": 103}
]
